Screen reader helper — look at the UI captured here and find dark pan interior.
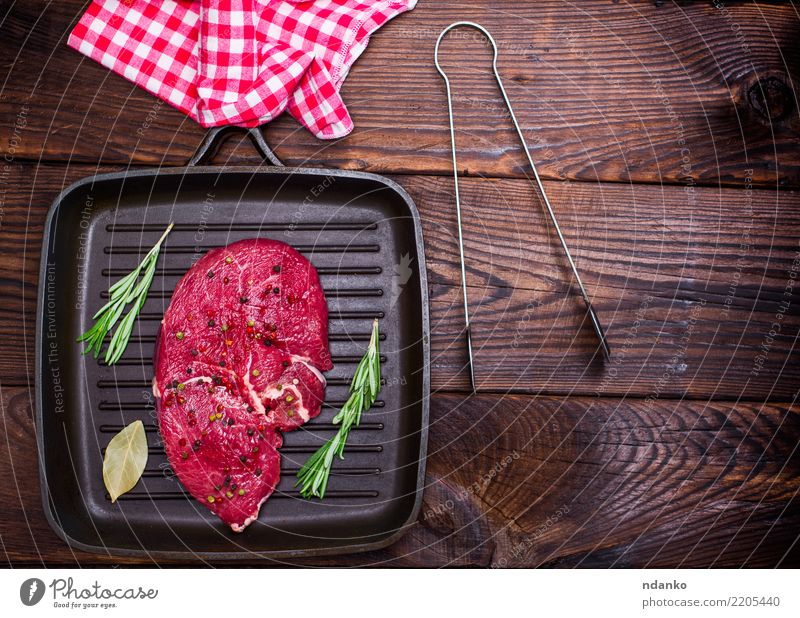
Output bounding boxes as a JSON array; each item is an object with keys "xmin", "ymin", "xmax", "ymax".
[{"xmin": 36, "ymin": 166, "xmax": 429, "ymax": 558}]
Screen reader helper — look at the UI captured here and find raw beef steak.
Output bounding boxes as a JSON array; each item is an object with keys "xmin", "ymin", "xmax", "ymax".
[{"xmin": 154, "ymin": 238, "xmax": 333, "ymax": 531}]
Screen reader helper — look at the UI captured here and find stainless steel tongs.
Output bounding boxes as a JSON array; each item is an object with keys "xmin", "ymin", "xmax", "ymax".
[{"xmin": 435, "ymin": 21, "xmax": 611, "ymax": 391}]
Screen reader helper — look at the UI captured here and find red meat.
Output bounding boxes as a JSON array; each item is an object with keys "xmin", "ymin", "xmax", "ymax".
[{"xmin": 154, "ymin": 239, "xmax": 332, "ymax": 531}]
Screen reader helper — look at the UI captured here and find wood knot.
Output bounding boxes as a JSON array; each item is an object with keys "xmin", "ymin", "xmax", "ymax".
[
  {"xmin": 746, "ymin": 76, "xmax": 794, "ymax": 122},
  {"xmin": 383, "ymin": 476, "xmax": 494, "ymax": 566}
]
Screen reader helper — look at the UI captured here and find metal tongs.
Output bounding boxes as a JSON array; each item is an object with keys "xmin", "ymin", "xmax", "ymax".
[{"xmin": 435, "ymin": 21, "xmax": 611, "ymax": 391}]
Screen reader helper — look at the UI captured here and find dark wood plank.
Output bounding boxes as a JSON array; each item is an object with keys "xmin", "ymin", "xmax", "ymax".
[
  {"xmin": 1, "ymin": 1, "xmax": 798, "ymax": 186},
  {"xmin": 2, "ymin": 386, "xmax": 797, "ymax": 566},
  {"xmin": 2, "ymin": 163, "xmax": 799, "ymax": 398}
]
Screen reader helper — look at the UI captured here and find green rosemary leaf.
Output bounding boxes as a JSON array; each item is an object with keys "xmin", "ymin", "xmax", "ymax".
[
  {"xmin": 296, "ymin": 318, "xmax": 382, "ymax": 500},
  {"xmin": 78, "ymin": 223, "xmax": 173, "ymax": 365},
  {"xmin": 108, "ymin": 266, "xmax": 142, "ymax": 296}
]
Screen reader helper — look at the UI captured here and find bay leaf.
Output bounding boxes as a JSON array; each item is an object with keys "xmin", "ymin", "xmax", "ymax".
[{"xmin": 103, "ymin": 420, "xmax": 148, "ymax": 503}]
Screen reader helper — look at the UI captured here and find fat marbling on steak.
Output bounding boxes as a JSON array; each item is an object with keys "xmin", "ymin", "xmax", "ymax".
[{"xmin": 154, "ymin": 238, "xmax": 333, "ymax": 531}]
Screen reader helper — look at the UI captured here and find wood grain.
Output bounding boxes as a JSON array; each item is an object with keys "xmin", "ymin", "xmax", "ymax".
[
  {"xmin": 1, "ymin": 163, "xmax": 798, "ymax": 398},
  {"xmin": 2, "ymin": 386, "xmax": 797, "ymax": 567},
  {"xmin": 0, "ymin": 1, "xmax": 798, "ymax": 186}
]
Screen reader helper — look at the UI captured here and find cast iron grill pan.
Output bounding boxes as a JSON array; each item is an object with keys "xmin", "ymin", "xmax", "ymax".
[{"xmin": 35, "ymin": 128, "xmax": 430, "ymax": 559}]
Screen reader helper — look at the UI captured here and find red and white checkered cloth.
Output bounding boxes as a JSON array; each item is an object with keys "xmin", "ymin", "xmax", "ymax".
[{"xmin": 68, "ymin": 0, "xmax": 417, "ymax": 139}]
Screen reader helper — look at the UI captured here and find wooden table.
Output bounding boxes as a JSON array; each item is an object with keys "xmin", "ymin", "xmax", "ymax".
[{"xmin": 1, "ymin": 0, "xmax": 798, "ymax": 567}]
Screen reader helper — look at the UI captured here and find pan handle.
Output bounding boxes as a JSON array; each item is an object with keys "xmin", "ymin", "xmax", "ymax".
[{"xmin": 188, "ymin": 126, "xmax": 284, "ymax": 167}]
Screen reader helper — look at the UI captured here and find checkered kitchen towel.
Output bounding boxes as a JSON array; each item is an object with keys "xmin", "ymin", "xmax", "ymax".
[{"xmin": 68, "ymin": 0, "xmax": 417, "ymax": 139}]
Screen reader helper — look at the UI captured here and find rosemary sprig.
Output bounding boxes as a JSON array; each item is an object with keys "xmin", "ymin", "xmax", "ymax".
[
  {"xmin": 297, "ymin": 318, "xmax": 381, "ymax": 499},
  {"xmin": 77, "ymin": 223, "xmax": 173, "ymax": 365}
]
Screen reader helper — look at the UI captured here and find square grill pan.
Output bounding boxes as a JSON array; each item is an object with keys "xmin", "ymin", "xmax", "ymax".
[{"xmin": 35, "ymin": 128, "xmax": 430, "ymax": 559}]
